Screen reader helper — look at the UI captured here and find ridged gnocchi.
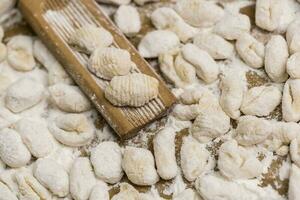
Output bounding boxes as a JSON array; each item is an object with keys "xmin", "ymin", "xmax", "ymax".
[
  {"xmin": 49, "ymin": 84, "xmax": 91, "ymax": 113},
  {"xmin": 182, "ymin": 44, "xmax": 219, "ymax": 83},
  {"xmin": 90, "ymin": 141, "xmax": 123, "ymax": 184},
  {"xmin": 69, "ymin": 25, "xmax": 113, "ymax": 54},
  {"xmin": 104, "ymin": 73, "xmax": 159, "ymax": 107},
  {"xmin": 48, "ymin": 113, "xmax": 94, "ymax": 147},
  {"xmin": 88, "ymin": 47, "xmax": 132, "ymax": 80},
  {"xmin": 218, "ymin": 140, "xmax": 263, "ymax": 180},
  {"xmin": 236, "ymin": 33, "xmax": 265, "ymax": 69},
  {"xmin": 265, "ymin": 35, "xmax": 289, "ymax": 83},
  {"xmin": 241, "ymin": 85, "xmax": 282, "ymax": 117},
  {"xmin": 122, "ymin": 146, "xmax": 159, "ymax": 186}
]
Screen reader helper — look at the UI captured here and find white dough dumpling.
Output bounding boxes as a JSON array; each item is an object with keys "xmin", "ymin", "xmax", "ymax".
[
  {"xmin": 193, "ymin": 32, "xmax": 234, "ymax": 60},
  {"xmin": 151, "ymin": 7, "xmax": 199, "ymax": 42},
  {"xmin": 104, "ymin": 73, "xmax": 159, "ymax": 107},
  {"xmin": 282, "ymin": 79, "xmax": 300, "ymax": 122},
  {"xmin": 287, "ymin": 52, "xmax": 300, "ymax": 79},
  {"xmin": 114, "ymin": 5, "xmax": 141, "ymax": 37},
  {"xmin": 5, "ymin": 78, "xmax": 44, "ymax": 113},
  {"xmin": 180, "ymin": 136, "xmax": 211, "ymax": 182},
  {"xmin": 179, "ymin": 87, "xmax": 207, "ymax": 105},
  {"xmin": 218, "ymin": 140, "xmax": 263, "ymax": 180},
  {"xmin": 49, "ymin": 83, "xmax": 91, "ymax": 113},
  {"xmin": 70, "ymin": 157, "xmax": 96, "ymax": 200},
  {"xmin": 14, "ymin": 118, "xmax": 53, "ymax": 158},
  {"xmin": 69, "ymin": 25, "xmax": 113, "ymax": 53},
  {"xmin": 182, "ymin": 44, "xmax": 219, "ymax": 83},
  {"xmin": 33, "ymin": 158, "xmax": 69, "ymax": 197},
  {"xmin": 172, "ymin": 104, "xmax": 201, "ymax": 121},
  {"xmin": 286, "ymin": 19, "xmax": 300, "ymax": 54},
  {"xmin": 219, "ymin": 71, "xmax": 246, "ymax": 119},
  {"xmin": 7, "ymin": 35, "xmax": 36, "ymax": 71},
  {"xmin": 235, "ymin": 115, "xmax": 272, "ymax": 146},
  {"xmin": 88, "ymin": 47, "xmax": 132, "ymax": 80},
  {"xmin": 236, "ymin": 33, "xmax": 265, "ymax": 69},
  {"xmin": 214, "ymin": 12, "xmax": 250, "ymax": 40},
  {"xmin": 122, "ymin": 146, "xmax": 159, "ymax": 186},
  {"xmin": 175, "ymin": 0, "xmax": 224, "ymax": 28},
  {"xmin": 153, "ymin": 127, "xmax": 177, "ymax": 180},
  {"xmin": 241, "ymin": 85, "xmax": 282, "ymax": 117},
  {"xmin": 90, "ymin": 141, "xmax": 123, "ymax": 184},
  {"xmin": 49, "ymin": 113, "xmax": 94, "ymax": 147},
  {"xmin": 265, "ymin": 35, "xmax": 289, "ymax": 83},
  {"xmin": 89, "ymin": 182, "xmax": 109, "ymax": 200},
  {"xmin": 138, "ymin": 30, "xmax": 180, "ymax": 58},
  {"xmin": 0, "ymin": 128, "xmax": 31, "ymax": 168}
]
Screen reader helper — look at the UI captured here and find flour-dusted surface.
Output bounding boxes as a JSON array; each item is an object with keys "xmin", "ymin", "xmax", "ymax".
[{"xmin": 0, "ymin": 0, "xmax": 299, "ymax": 199}]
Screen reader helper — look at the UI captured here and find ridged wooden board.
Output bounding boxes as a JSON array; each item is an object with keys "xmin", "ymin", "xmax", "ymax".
[{"xmin": 18, "ymin": 0, "xmax": 176, "ymax": 139}]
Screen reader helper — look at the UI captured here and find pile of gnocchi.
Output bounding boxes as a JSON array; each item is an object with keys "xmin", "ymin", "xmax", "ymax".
[{"xmin": 1, "ymin": 0, "xmax": 300, "ymax": 199}]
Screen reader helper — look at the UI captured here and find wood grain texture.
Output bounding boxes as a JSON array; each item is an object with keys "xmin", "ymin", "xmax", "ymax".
[{"xmin": 18, "ymin": 0, "xmax": 176, "ymax": 138}]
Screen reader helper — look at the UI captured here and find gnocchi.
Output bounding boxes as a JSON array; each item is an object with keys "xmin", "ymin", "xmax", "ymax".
[
  {"xmin": 265, "ymin": 35, "xmax": 289, "ymax": 83},
  {"xmin": 111, "ymin": 183, "xmax": 139, "ymax": 200},
  {"xmin": 286, "ymin": 19, "xmax": 300, "ymax": 54},
  {"xmin": 104, "ymin": 73, "xmax": 159, "ymax": 107},
  {"xmin": 282, "ymin": 79, "xmax": 300, "ymax": 122},
  {"xmin": 287, "ymin": 52, "xmax": 300, "ymax": 79},
  {"xmin": 181, "ymin": 44, "xmax": 219, "ymax": 83},
  {"xmin": 290, "ymin": 138, "xmax": 300, "ymax": 168},
  {"xmin": 49, "ymin": 84, "xmax": 91, "ymax": 113},
  {"xmin": 172, "ymin": 104, "xmax": 201, "ymax": 121},
  {"xmin": 241, "ymin": 85, "xmax": 282, "ymax": 117},
  {"xmin": 48, "ymin": 113, "xmax": 94, "ymax": 147},
  {"xmin": 90, "ymin": 141, "xmax": 123, "ymax": 184},
  {"xmin": 236, "ymin": 33, "xmax": 265, "ymax": 69},
  {"xmin": 179, "ymin": 87, "xmax": 207, "ymax": 105},
  {"xmin": 89, "ymin": 182, "xmax": 109, "ymax": 200},
  {"xmin": 122, "ymin": 146, "xmax": 159, "ymax": 186},
  {"xmin": 5, "ymin": 78, "xmax": 44, "ymax": 113}
]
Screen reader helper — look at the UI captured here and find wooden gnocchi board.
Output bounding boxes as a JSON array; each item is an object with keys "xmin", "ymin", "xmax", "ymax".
[{"xmin": 18, "ymin": 0, "xmax": 176, "ymax": 139}]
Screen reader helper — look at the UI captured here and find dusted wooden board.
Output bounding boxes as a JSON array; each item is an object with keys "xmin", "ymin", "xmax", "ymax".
[{"xmin": 18, "ymin": 0, "xmax": 176, "ymax": 139}]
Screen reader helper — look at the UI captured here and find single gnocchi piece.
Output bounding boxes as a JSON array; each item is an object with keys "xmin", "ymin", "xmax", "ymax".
[
  {"xmin": 181, "ymin": 44, "xmax": 219, "ymax": 83},
  {"xmin": 69, "ymin": 25, "xmax": 113, "ymax": 53},
  {"xmin": 180, "ymin": 136, "xmax": 211, "ymax": 182},
  {"xmin": 138, "ymin": 30, "xmax": 180, "ymax": 58},
  {"xmin": 104, "ymin": 73, "xmax": 159, "ymax": 107},
  {"xmin": 218, "ymin": 140, "xmax": 263, "ymax": 180},
  {"xmin": 282, "ymin": 79, "xmax": 300, "ymax": 122},
  {"xmin": 122, "ymin": 146, "xmax": 159, "ymax": 186},
  {"xmin": 89, "ymin": 182, "xmax": 109, "ymax": 200},
  {"xmin": 255, "ymin": 0, "xmax": 294, "ymax": 32},
  {"xmin": 159, "ymin": 49, "xmax": 197, "ymax": 88},
  {"xmin": 241, "ymin": 85, "xmax": 282, "ymax": 117},
  {"xmin": 49, "ymin": 113, "xmax": 94, "ymax": 147},
  {"xmin": 172, "ymin": 104, "xmax": 201, "ymax": 121},
  {"xmin": 33, "ymin": 40, "xmax": 73, "ymax": 85},
  {"xmin": 33, "ymin": 158, "xmax": 69, "ymax": 197},
  {"xmin": 114, "ymin": 5, "xmax": 141, "ymax": 37},
  {"xmin": 49, "ymin": 83, "xmax": 91, "ymax": 113},
  {"xmin": 265, "ymin": 35, "xmax": 289, "ymax": 83},
  {"xmin": 287, "ymin": 52, "xmax": 300, "ymax": 79},
  {"xmin": 15, "ymin": 171, "xmax": 52, "ymax": 200},
  {"xmin": 90, "ymin": 141, "xmax": 123, "ymax": 184},
  {"xmin": 193, "ymin": 32, "xmax": 234, "ymax": 60},
  {"xmin": 111, "ymin": 183, "xmax": 139, "ymax": 200},
  {"xmin": 191, "ymin": 106, "xmax": 230, "ymax": 143},
  {"xmin": 151, "ymin": 7, "xmax": 199, "ymax": 42},
  {"xmin": 70, "ymin": 157, "xmax": 96, "ymax": 200},
  {"xmin": 88, "ymin": 47, "xmax": 132, "ymax": 80},
  {"xmin": 153, "ymin": 127, "xmax": 177, "ymax": 180},
  {"xmin": 236, "ymin": 33, "xmax": 265, "ymax": 69},
  {"xmin": 7, "ymin": 35, "xmax": 36, "ymax": 71},
  {"xmin": 0, "ymin": 181, "xmax": 17, "ymax": 200},
  {"xmin": 288, "ymin": 164, "xmax": 300, "ymax": 200},
  {"xmin": 14, "ymin": 118, "xmax": 53, "ymax": 158},
  {"xmin": 5, "ymin": 78, "xmax": 44, "ymax": 113},
  {"xmin": 219, "ymin": 71, "xmax": 246, "ymax": 119},
  {"xmin": 0, "ymin": 128, "xmax": 31, "ymax": 168},
  {"xmin": 214, "ymin": 12, "xmax": 250, "ymax": 40},
  {"xmin": 235, "ymin": 115, "xmax": 272, "ymax": 146},
  {"xmin": 173, "ymin": 189, "xmax": 202, "ymax": 200},
  {"xmin": 286, "ymin": 19, "xmax": 300, "ymax": 54},
  {"xmin": 175, "ymin": 0, "xmax": 224, "ymax": 28},
  {"xmin": 290, "ymin": 138, "xmax": 300, "ymax": 168}
]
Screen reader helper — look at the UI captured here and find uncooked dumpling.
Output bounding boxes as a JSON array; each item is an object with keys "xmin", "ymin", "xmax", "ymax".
[{"xmin": 282, "ymin": 79, "xmax": 300, "ymax": 122}]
